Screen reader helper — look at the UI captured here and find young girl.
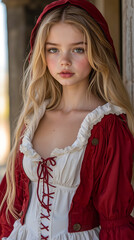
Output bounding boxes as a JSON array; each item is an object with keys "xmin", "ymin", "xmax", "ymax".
[{"xmin": 0, "ymin": 0, "xmax": 134, "ymax": 239}]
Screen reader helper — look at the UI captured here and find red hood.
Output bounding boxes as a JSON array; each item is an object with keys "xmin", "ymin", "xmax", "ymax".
[{"xmin": 29, "ymin": 0, "xmax": 119, "ymax": 70}]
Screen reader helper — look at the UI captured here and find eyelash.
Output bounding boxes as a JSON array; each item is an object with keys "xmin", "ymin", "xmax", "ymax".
[
  {"xmin": 46, "ymin": 48, "xmax": 85, "ymax": 54},
  {"xmin": 73, "ymin": 48, "xmax": 85, "ymax": 53},
  {"xmin": 47, "ymin": 48, "xmax": 58, "ymax": 53}
]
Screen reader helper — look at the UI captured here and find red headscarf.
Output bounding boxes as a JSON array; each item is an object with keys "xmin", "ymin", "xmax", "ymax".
[{"xmin": 29, "ymin": 0, "xmax": 119, "ymax": 69}]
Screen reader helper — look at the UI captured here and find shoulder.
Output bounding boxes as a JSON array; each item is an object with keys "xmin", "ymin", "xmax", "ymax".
[
  {"xmin": 100, "ymin": 113, "xmax": 133, "ymax": 142},
  {"xmin": 88, "ymin": 103, "xmax": 133, "ymax": 159},
  {"xmin": 84, "ymin": 102, "xmax": 133, "ymax": 149},
  {"xmin": 89, "ymin": 102, "xmax": 131, "ymax": 135},
  {"xmin": 91, "ymin": 111, "xmax": 133, "ymax": 150}
]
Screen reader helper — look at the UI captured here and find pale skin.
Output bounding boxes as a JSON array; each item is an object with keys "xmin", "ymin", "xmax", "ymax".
[{"xmin": 32, "ymin": 22, "xmax": 105, "ymax": 159}]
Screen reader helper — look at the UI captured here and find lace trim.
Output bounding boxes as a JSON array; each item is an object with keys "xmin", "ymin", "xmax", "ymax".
[
  {"xmin": 37, "ymin": 157, "xmax": 56, "ymax": 240},
  {"xmin": 50, "ymin": 103, "xmax": 125, "ymax": 156},
  {"xmin": 20, "ymin": 102, "xmax": 125, "ymax": 158}
]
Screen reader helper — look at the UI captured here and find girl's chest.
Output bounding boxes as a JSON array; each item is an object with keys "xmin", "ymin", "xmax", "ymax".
[{"xmin": 32, "ymin": 110, "xmax": 89, "ymax": 159}]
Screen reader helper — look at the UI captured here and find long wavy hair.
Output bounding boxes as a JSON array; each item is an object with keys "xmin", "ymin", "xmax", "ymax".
[{"xmin": 1, "ymin": 5, "xmax": 134, "ymax": 220}]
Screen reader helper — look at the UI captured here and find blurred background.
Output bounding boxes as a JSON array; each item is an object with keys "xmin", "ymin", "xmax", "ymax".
[
  {"xmin": 0, "ymin": 0, "xmax": 134, "ymax": 181},
  {"xmin": 0, "ymin": 1, "xmax": 10, "ymax": 179}
]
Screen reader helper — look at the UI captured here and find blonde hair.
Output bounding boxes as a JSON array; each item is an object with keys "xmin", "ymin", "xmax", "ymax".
[{"xmin": 1, "ymin": 5, "xmax": 134, "ymax": 220}]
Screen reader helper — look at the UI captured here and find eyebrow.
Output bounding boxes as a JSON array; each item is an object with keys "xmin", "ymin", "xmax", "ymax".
[{"xmin": 46, "ymin": 42, "xmax": 87, "ymax": 46}]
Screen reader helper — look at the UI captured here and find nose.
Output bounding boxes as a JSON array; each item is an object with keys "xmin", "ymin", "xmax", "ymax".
[{"xmin": 60, "ymin": 52, "xmax": 72, "ymax": 67}]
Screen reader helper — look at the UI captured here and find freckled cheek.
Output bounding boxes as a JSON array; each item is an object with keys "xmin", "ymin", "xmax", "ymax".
[
  {"xmin": 75, "ymin": 58, "xmax": 91, "ymax": 73},
  {"xmin": 46, "ymin": 56, "xmax": 57, "ymax": 71}
]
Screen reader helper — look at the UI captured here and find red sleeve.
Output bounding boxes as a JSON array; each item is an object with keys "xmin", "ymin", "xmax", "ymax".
[
  {"xmin": 0, "ymin": 151, "xmax": 25, "ymax": 238},
  {"xmin": 0, "ymin": 174, "xmax": 15, "ymax": 237},
  {"xmin": 93, "ymin": 114, "xmax": 134, "ymax": 240},
  {"xmin": 0, "ymin": 174, "xmax": 7, "ymax": 236}
]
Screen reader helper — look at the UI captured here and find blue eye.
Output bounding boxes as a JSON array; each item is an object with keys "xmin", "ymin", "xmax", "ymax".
[
  {"xmin": 73, "ymin": 48, "xmax": 85, "ymax": 53},
  {"xmin": 47, "ymin": 48, "xmax": 58, "ymax": 53}
]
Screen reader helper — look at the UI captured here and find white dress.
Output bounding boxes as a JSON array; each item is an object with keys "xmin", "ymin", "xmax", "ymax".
[{"xmin": 2, "ymin": 100, "xmax": 124, "ymax": 240}]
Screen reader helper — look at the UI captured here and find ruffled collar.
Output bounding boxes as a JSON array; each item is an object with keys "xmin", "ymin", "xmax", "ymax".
[{"xmin": 20, "ymin": 101, "xmax": 125, "ymax": 160}]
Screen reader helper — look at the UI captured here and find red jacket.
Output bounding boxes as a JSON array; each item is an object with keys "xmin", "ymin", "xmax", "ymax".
[{"xmin": 0, "ymin": 113, "xmax": 134, "ymax": 239}]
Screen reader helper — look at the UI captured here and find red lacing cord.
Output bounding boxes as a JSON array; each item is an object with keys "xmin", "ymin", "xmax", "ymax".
[{"xmin": 37, "ymin": 157, "xmax": 56, "ymax": 240}]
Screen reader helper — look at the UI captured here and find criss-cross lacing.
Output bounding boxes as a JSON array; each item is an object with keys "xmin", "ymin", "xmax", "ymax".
[{"xmin": 37, "ymin": 157, "xmax": 56, "ymax": 240}]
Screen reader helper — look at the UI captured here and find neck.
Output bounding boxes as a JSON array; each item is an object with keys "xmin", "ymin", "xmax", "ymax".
[{"xmin": 58, "ymin": 83, "xmax": 93, "ymax": 112}]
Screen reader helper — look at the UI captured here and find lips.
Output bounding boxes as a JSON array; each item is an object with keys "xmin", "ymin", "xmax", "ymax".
[{"xmin": 59, "ymin": 71, "xmax": 74, "ymax": 78}]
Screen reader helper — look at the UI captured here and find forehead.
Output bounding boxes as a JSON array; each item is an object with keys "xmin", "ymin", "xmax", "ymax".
[{"xmin": 46, "ymin": 22, "xmax": 84, "ymax": 44}]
